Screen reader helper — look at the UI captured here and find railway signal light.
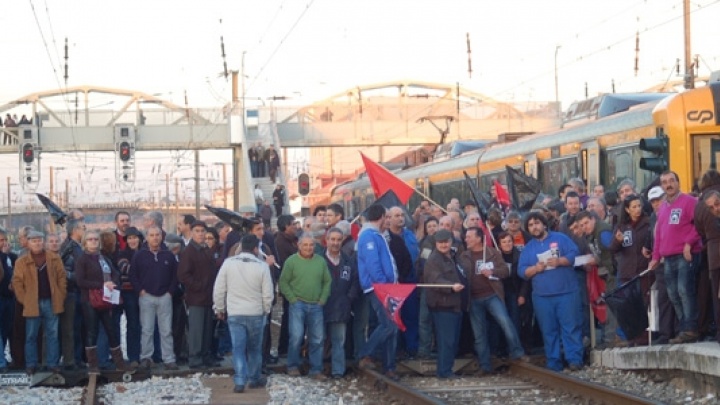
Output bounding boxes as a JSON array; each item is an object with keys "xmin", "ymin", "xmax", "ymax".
[
  {"xmin": 639, "ymin": 135, "xmax": 669, "ymax": 174},
  {"xmin": 22, "ymin": 143, "xmax": 35, "ymax": 164},
  {"xmin": 298, "ymin": 173, "xmax": 310, "ymax": 196},
  {"xmin": 119, "ymin": 141, "xmax": 131, "ymax": 162}
]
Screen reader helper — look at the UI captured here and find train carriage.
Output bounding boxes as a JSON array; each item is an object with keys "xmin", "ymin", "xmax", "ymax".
[{"xmin": 331, "ymin": 82, "xmax": 720, "ymax": 217}]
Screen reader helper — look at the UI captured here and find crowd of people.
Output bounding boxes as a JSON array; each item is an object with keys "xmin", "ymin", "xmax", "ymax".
[{"xmin": 1, "ymin": 168, "xmax": 720, "ymax": 394}]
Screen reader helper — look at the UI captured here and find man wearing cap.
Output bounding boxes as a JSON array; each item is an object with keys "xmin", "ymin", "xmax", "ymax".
[
  {"xmin": 648, "ymin": 171, "xmax": 703, "ymax": 344},
  {"xmin": 424, "ymin": 228, "xmax": 467, "ymax": 378},
  {"xmin": 178, "ymin": 220, "xmax": 219, "ymax": 368},
  {"xmin": 213, "ymin": 234, "xmax": 273, "ymax": 393},
  {"xmin": 11, "ymin": 231, "xmax": 67, "ymax": 375},
  {"xmin": 643, "ymin": 185, "xmax": 676, "ymax": 344}
]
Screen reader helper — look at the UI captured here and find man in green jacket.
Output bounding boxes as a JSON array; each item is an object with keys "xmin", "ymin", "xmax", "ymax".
[{"xmin": 279, "ymin": 233, "xmax": 331, "ymax": 380}]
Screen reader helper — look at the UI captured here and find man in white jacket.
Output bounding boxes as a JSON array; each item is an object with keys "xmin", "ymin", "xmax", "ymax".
[{"xmin": 213, "ymin": 234, "xmax": 274, "ymax": 393}]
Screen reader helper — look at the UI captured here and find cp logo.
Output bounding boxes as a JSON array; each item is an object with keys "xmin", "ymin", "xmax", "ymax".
[{"xmin": 687, "ymin": 110, "xmax": 714, "ymax": 124}]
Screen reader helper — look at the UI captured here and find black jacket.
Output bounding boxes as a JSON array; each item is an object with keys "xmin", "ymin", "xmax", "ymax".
[
  {"xmin": 0, "ymin": 251, "xmax": 17, "ymax": 297},
  {"xmin": 322, "ymin": 250, "xmax": 360, "ymax": 323}
]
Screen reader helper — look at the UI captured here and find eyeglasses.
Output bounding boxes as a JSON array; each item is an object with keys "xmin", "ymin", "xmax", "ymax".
[
  {"xmin": 86, "ymin": 238, "xmax": 99, "ymax": 241},
  {"xmin": 205, "ymin": 236, "xmax": 215, "ymax": 241}
]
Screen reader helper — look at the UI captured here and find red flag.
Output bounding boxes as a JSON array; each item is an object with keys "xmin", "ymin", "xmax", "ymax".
[
  {"xmin": 372, "ymin": 283, "xmax": 417, "ymax": 332},
  {"xmin": 360, "ymin": 153, "xmax": 415, "ymax": 205},
  {"xmin": 493, "ymin": 180, "xmax": 511, "ymax": 207},
  {"xmin": 586, "ymin": 265, "xmax": 607, "ymax": 323}
]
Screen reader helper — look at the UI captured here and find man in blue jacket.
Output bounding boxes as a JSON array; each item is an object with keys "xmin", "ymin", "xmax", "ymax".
[
  {"xmin": 356, "ymin": 204, "xmax": 400, "ymax": 380},
  {"xmin": 519, "ymin": 211, "xmax": 582, "ymax": 372}
]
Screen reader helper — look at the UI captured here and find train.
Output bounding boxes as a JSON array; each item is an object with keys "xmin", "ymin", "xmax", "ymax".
[{"xmin": 330, "ymin": 80, "xmax": 720, "ymax": 218}]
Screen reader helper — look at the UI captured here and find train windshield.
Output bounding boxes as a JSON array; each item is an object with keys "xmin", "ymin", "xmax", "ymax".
[{"xmin": 693, "ymin": 134, "xmax": 720, "ymax": 186}]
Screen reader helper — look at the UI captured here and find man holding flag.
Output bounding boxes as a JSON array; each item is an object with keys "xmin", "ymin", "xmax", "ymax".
[{"xmin": 356, "ymin": 203, "xmax": 400, "ymax": 381}]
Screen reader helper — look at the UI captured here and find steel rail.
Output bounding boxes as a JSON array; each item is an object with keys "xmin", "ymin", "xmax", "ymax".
[
  {"xmin": 356, "ymin": 367, "xmax": 445, "ymax": 405},
  {"xmin": 509, "ymin": 362, "xmax": 665, "ymax": 405}
]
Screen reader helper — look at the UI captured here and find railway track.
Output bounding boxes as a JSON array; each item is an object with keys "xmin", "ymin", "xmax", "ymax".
[{"xmin": 355, "ymin": 362, "xmax": 666, "ymax": 405}]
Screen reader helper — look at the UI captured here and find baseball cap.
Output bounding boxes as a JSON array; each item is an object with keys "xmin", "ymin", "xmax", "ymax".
[
  {"xmin": 648, "ymin": 186, "xmax": 665, "ymax": 202},
  {"xmin": 434, "ymin": 229, "xmax": 453, "ymax": 242}
]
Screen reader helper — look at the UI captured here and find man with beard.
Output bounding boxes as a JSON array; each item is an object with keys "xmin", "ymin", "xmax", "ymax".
[{"xmin": 519, "ymin": 212, "xmax": 582, "ymax": 371}]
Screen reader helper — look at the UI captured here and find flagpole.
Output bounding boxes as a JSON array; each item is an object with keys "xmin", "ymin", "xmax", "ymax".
[
  {"xmin": 415, "ymin": 283, "xmax": 457, "ymax": 288},
  {"xmin": 413, "ymin": 188, "xmax": 448, "ymax": 214}
]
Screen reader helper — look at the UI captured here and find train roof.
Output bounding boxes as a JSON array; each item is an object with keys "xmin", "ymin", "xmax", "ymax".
[{"xmin": 333, "ymin": 95, "xmax": 669, "ymax": 194}]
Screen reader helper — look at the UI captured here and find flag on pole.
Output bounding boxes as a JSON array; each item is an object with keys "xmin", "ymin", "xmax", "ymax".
[
  {"xmin": 360, "ymin": 153, "xmax": 415, "ymax": 204},
  {"xmin": 493, "ymin": 179, "xmax": 511, "ymax": 208},
  {"xmin": 372, "ymin": 283, "xmax": 417, "ymax": 331},
  {"xmin": 462, "ymin": 171, "xmax": 496, "ymax": 247},
  {"xmin": 586, "ymin": 265, "xmax": 607, "ymax": 324},
  {"xmin": 462, "ymin": 171, "xmax": 491, "ymax": 220},
  {"xmin": 505, "ymin": 165, "xmax": 543, "ymax": 211}
]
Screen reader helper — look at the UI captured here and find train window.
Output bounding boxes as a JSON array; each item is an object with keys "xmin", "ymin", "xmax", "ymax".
[
  {"xmin": 429, "ymin": 180, "xmax": 470, "ymax": 207},
  {"xmin": 692, "ymin": 134, "xmax": 720, "ymax": 186},
  {"xmin": 479, "ymin": 172, "xmax": 507, "ymax": 193},
  {"xmin": 541, "ymin": 158, "xmax": 578, "ymax": 195},
  {"xmin": 604, "ymin": 147, "xmax": 636, "ymax": 192}
]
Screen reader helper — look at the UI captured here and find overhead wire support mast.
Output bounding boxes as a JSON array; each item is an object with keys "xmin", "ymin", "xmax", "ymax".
[
  {"xmin": 466, "ymin": 33, "xmax": 472, "ymax": 79},
  {"xmin": 219, "ymin": 19, "xmax": 228, "ymax": 80}
]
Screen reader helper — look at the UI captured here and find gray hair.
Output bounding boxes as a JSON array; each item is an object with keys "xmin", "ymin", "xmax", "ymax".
[
  {"xmin": 66, "ymin": 219, "xmax": 84, "ymax": 235},
  {"xmin": 19, "ymin": 225, "xmax": 35, "ymax": 238},
  {"xmin": 326, "ymin": 227, "xmax": 344, "ymax": 239},
  {"xmin": 616, "ymin": 178, "xmax": 636, "ymax": 192},
  {"xmin": 568, "ymin": 177, "xmax": 585, "ymax": 192},
  {"xmin": 297, "ymin": 232, "xmax": 315, "ymax": 243},
  {"xmin": 144, "ymin": 211, "xmax": 164, "ymax": 228},
  {"xmin": 334, "ymin": 220, "xmax": 351, "ymax": 237}
]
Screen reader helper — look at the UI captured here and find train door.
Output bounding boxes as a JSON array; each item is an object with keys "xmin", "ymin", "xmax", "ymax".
[
  {"xmin": 581, "ymin": 141, "xmax": 600, "ymax": 190},
  {"xmin": 524, "ymin": 154, "xmax": 538, "ymax": 178},
  {"xmin": 603, "ymin": 144, "xmax": 641, "ymax": 192},
  {"xmin": 692, "ymin": 134, "xmax": 720, "ymax": 187}
]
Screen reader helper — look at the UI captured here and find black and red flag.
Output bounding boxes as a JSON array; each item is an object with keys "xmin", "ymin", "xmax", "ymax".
[
  {"xmin": 372, "ymin": 283, "xmax": 417, "ymax": 331},
  {"xmin": 505, "ymin": 165, "xmax": 543, "ymax": 211},
  {"xmin": 360, "ymin": 152, "xmax": 415, "ymax": 205}
]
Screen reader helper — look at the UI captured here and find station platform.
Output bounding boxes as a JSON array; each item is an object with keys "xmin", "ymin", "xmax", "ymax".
[{"xmin": 591, "ymin": 341, "xmax": 720, "ymax": 377}]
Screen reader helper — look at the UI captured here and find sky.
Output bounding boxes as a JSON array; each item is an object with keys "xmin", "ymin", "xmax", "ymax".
[{"xmin": 1, "ymin": 0, "xmax": 720, "ymax": 205}]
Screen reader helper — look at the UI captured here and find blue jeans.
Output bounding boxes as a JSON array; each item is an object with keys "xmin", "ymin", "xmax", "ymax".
[
  {"xmin": 351, "ymin": 293, "xmax": 368, "ymax": 361},
  {"xmin": 0, "ymin": 295, "xmax": 14, "ymax": 354},
  {"xmin": 113, "ymin": 290, "xmax": 141, "ymax": 362},
  {"xmin": 400, "ymin": 289, "xmax": 419, "ymax": 354},
  {"xmin": 26, "ymin": 299, "xmax": 60, "ymax": 368},
  {"xmin": 0, "ymin": 320, "xmax": 6, "ymax": 368},
  {"xmin": 417, "ymin": 289, "xmax": 433, "ymax": 357},
  {"xmin": 664, "ymin": 254, "xmax": 700, "ymax": 332},
  {"xmin": 431, "ymin": 310, "xmax": 461, "ymax": 377},
  {"xmin": 533, "ymin": 290, "xmax": 583, "ymax": 371},
  {"xmin": 228, "ymin": 315, "xmax": 265, "ymax": 387},
  {"xmin": 469, "ymin": 295, "xmax": 525, "ymax": 372},
  {"xmin": 359, "ymin": 293, "xmax": 398, "ymax": 372},
  {"xmin": 287, "ymin": 301, "xmax": 324, "ymax": 375},
  {"xmin": 327, "ymin": 322, "xmax": 346, "ymax": 376}
]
